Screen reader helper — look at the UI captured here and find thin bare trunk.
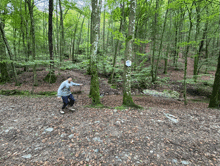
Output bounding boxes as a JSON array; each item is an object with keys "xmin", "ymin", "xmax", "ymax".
[
  {"xmin": 59, "ymin": 0, "xmax": 64, "ymax": 63},
  {"xmin": 77, "ymin": 16, "xmax": 85, "ymax": 54},
  {"xmin": 27, "ymin": 0, "xmax": 38, "ymax": 87}
]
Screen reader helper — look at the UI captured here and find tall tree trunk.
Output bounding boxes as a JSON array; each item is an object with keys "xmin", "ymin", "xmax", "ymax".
[
  {"xmin": 20, "ymin": 0, "xmax": 26, "ymax": 68},
  {"xmin": 24, "ymin": 0, "xmax": 30, "ymax": 71},
  {"xmin": 183, "ymin": 5, "xmax": 193, "ymax": 105},
  {"xmin": 87, "ymin": 11, "xmax": 93, "ymax": 75},
  {"xmin": 106, "ymin": 17, "xmax": 110, "ymax": 50},
  {"xmin": 89, "ymin": 0, "xmax": 102, "ymax": 105},
  {"xmin": 43, "ymin": 9, "xmax": 45, "ymax": 51},
  {"xmin": 173, "ymin": 18, "xmax": 178, "ymax": 68},
  {"xmin": 109, "ymin": 2, "xmax": 124, "ymax": 84},
  {"xmin": 112, "ymin": 21, "xmax": 114, "ymax": 54},
  {"xmin": 102, "ymin": 3, "xmax": 107, "ymax": 75},
  {"xmin": 194, "ymin": 2, "xmax": 208, "ymax": 81},
  {"xmin": 44, "ymin": 0, "xmax": 56, "ymax": 84},
  {"xmin": 59, "ymin": 0, "xmax": 64, "ymax": 64},
  {"xmin": 103, "ymin": 0, "xmax": 105, "ymax": 53},
  {"xmin": 87, "ymin": 18, "xmax": 90, "ymax": 59},
  {"xmin": 151, "ymin": 0, "xmax": 159, "ymax": 83},
  {"xmin": 204, "ymin": 34, "xmax": 209, "ymax": 74},
  {"xmin": 27, "ymin": 0, "xmax": 38, "ymax": 86},
  {"xmin": 164, "ymin": 7, "xmax": 172, "ymax": 74},
  {"xmin": 49, "ymin": 0, "xmax": 55, "ymax": 79},
  {"xmin": 56, "ymin": 1, "xmax": 59, "ymax": 59},
  {"xmin": 209, "ymin": 51, "xmax": 220, "ymax": 108},
  {"xmin": 122, "ymin": 0, "xmax": 138, "ymax": 107},
  {"xmin": 154, "ymin": 0, "xmax": 170, "ymax": 80},
  {"xmin": 0, "ymin": 18, "xmax": 9, "ymax": 82},
  {"xmin": 175, "ymin": 8, "xmax": 185, "ymax": 69},
  {"xmin": 77, "ymin": 16, "xmax": 85, "ymax": 54},
  {"xmin": 0, "ymin": 22, "xmax": 19, "ymax": 85},
  {"xmin": 72, "ymin": 14, "xmax": 81, "ymax": 63},
  {"xmin": 163, "ymin": 44, "xmax": 170, "ymax": 74},
  {"xmin": 13, "ymin": 28, "xmax": 17, "ymax": 60}
]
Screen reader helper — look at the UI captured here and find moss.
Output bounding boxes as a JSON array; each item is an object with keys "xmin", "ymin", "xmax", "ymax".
[
  {"xmin": 0, "ymin": 62, "xmax": 10, "ymax": 83},
  {"xmin": 0, "ymin": 89, "xmax": 57, "ymax": 96},
  {"xmin": 0, "ymin": 90, "xmax": 30, "ymax": 96},
  {"xmin": 126, "ymin": 35, "xmax": 132, "ymax": 42},
  {"xmin": 123, "ymin": 91, "xmax": 142, "ymax": 108},
  {"xmin": 115, "ymin": 104, "xmax": 143, "ymax": 110},
  {"xmin": 43, "ymin": 71, "xmax": 57, "ymax": 83},
  {"xmin": 110, "ymin": 84, "xmax": 117, "ymax": 89},
  {"xmin": 89, "ymin": 63, "xmax": 101, "ymax": 105},
  {"xmin": 115, "ymin": 105, "xmax": 127, "ymax": 110},
  {"xmin": 37, "ymin": 91, "xmax": 57, "ymax": 96}
]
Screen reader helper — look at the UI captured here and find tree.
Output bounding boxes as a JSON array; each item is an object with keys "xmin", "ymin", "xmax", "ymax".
[
  {"xmin": 209, "ymin": 8, "xmax": 220, "ymax": 108},
  {"xmin": 150, "ymin": 0, "xmax": 160, "ymax": 83},
  {"xmin": 24, "ymin": 0, "xmax": 30, "ymax": 72},
  {"xmin": 71, "ymin": 13, "xmax": 81, "ymax": 62},
  {"xmin": 0, "ymin": 4, "xmax": 9, "ymax": 83},
  {"xmin": 122, "ymin": 0, "xmax": 139, "ymax": 108},
  {"xmin": 209, "ymin": 52, "xmax": 220, "ymax": 108},
  {"xmin": 183, "ymin": 2, "xmax": 194, "ymax": 105},
  {"xmin": 59, "ymin": 0, "xmax": 64, "ymax": 63},
  {"xmin": 0, "ymin": 21, "xmax": 19, "ymax": 85},
  {"xmin": 44, "ymin": 0, "xmax": 57, "ymax": 83},
  {"xmin": 154, "ymin": 0, "xmax": 170, "ymax": 80},
  {"xmin": 27, "ymin": 0, "xmax": 38, "ymax": 86},
  {"xmin": 109, "ymin": 2, "xmax": 125, "ymax": 84},
  {"xmin": 77, "ymin": 15, "xmax": 85, "ymax": 54},
  {"xmin": 89, "ymin": 0, "xmax": 102, "ymax": 105}
]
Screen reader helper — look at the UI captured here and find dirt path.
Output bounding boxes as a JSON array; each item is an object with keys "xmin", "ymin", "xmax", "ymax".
[{"xmin": 0, "ymin": 95, "xmax": 219, "ymax": 165}]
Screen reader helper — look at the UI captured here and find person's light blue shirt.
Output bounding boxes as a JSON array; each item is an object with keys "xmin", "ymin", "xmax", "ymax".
[{"xmin": 57, "ymin": 80, "xmax": 80, "ymax": 97}]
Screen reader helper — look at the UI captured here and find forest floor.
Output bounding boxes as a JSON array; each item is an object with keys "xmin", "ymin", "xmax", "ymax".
[{"xmin": 0, "ymin": 57, "xmax": 220, "ymax": 165}]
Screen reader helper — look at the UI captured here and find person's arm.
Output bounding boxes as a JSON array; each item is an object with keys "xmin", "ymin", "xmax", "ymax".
[
  {"xmin": 70, "ymin": 82, "xmax": 82, "ymax": 86},
  {"xmin": 57, "ymin": 82, "xmax": 66, "ymax": 97}
]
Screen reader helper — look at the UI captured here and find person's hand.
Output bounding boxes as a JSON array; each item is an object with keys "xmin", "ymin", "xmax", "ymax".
[
  {"xmin": 79, "ymin": 84, "xmax": 83, "ymax": 86},
  {"xmin": 57, "ymin": 97, "xmax": 62, "ymax": 101}
]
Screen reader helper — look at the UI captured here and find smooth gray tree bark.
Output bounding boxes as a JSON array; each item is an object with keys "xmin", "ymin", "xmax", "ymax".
[{"xmin": 122, "ymin": 0, "xmax": 139, "ymax": 107}]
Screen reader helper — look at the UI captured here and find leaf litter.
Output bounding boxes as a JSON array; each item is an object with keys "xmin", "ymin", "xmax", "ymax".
[{"xmin": 0, "ymin": 94, "xmax": 219, "ymax": 165}]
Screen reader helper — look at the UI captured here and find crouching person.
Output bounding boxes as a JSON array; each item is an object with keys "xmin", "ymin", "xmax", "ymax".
[{"xmin": 57, "ymin": 76, "xmax": 83, "ymax": 114}]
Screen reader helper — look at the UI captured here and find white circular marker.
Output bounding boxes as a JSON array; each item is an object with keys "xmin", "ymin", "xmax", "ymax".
[{"xmin": 126, "ymin": 60, "xmax": 132, "ymax": 67}]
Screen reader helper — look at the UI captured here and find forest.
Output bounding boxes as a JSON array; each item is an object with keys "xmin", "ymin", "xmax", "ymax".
[
  {"xmin": 0, "ymin": 0, "xmax": 220, "ymax": 165},
  {"xmin": 0, "ymin": 0, "xmax": 220, "ymax": 107}
]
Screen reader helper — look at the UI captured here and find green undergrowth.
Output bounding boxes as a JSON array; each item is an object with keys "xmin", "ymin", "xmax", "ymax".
[
  {"xmin": 189, "ymin": 98, "xmax": 210, "ymax": 104},
  {"xmin": 0, "ymin": 90, "xmax": 57, "ymax": 96},
  {"xmin": 115, "ymin": 104, "xmax": 143, "ymax": 110},
  {"xmin": 43, "ymin": 72, "xmax": 57, "ymax": 84}
]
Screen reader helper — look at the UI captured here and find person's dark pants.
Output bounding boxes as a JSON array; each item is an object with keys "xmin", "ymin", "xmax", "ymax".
[{"xmin": 62, "ymin": 94, "xmax": 75, "ymax": 109}]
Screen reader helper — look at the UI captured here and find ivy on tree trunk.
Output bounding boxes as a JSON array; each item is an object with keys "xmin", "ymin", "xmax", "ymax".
[{"xmin": 89, "ymin": 0, "xmax": 102, "ymax": 105}]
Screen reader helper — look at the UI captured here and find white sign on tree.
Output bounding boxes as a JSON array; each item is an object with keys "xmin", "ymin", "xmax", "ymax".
[{"xmin": 126, "ymin": 60, "xmax": 132, "ymax": 67}]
